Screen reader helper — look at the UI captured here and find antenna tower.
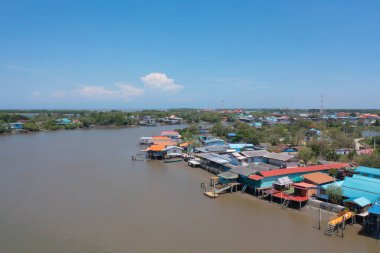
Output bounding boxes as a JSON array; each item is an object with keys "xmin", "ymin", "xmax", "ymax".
[{"xmin": 320, "ymin": 94, "xmax": 324, "ymax": 115}]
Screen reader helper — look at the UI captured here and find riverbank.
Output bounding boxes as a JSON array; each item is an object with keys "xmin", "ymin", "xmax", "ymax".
[{"xmin": 0, "ymin": 128, "xmax": 378, "ymax": 253}]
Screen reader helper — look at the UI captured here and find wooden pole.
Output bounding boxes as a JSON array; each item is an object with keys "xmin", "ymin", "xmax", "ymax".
[{"xmin": 319, "ymin": 208, "xmax": 321, "ymax": 230}]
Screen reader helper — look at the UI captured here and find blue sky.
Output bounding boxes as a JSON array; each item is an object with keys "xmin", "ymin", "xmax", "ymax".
[{"xmin": 1, "ymin": 0, "xmax": 379, "ymax": 109}]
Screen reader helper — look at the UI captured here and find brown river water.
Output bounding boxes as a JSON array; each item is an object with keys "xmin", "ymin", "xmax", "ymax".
[{"xmin": 0, "ymin": 126, "xmax": 379, "ymax": 253}]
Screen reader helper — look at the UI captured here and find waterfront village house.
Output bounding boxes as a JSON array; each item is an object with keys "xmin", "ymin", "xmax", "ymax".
[
  {"xmin": 56, "ymin": 118, "xmax": 72, "ymax": 125},
  {"xmin": 203, "ymin": 138, "xmax": 225, "ymax": 147},
  {"xmin": 145, "ymin": 145, "xmax": 182, "ymax": 159},
  {"xmin": 195, "ymin": 153, "xmax": 232, "ymax": 174},
  {"xmin": 161, "ymin": 131, "xmax": 181, "ymax": 140},
  {"xmin": 163, "ymin": 146, "xmax": 183, "ymax": 157},
  {"xmin": 335, "ymin": 148, "xmax": 355, "ymax": 155},
  {"xmin": 263, "ymin": 152, "xmax": 299, "ymax": 168},
  {"xmin": 355, "ymin": 166, "xmax": 380, "ymax": 179},
  {"xmin": 248, "ymin": 163, "xmax": 349, "ymax": 191},
  {"xmin": 217, "ymin": 171, "xmax": 239, "ymax": 185},
  {"xmin": 225, "ymin": 162, "xmax": 279, "ymax": 188},
  {"xmin": 317, "ymin": 174, "xmax": 380, "ymax": 213},
  {"xmin": 9, "ymin": 122, "xmax": 24, "ymax": 130}
]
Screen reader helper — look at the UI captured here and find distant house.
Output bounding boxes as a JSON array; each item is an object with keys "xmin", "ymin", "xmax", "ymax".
[
  {"xmin": 9, "ymin": 122, "xmax": 24, "ymax": 130},
  {"xmin": 355, "ymin": 166, "xmax": 380, "ymax": 179},
  {"xmin": 263, "ymin": 152, "xmax": 299, "ymax": 168},
  {"xmin": 335, "ymin": 148, "xmax": 354, "ymax": 155},
  {"xmin": 56, "ymin": 118, "xmax": 72, "ymax": 125},
  {"xmin": 203, "ymin": 138, "xmax": 225, "ymax": 147},
  {"xmin": 240, "ymin": 150, "xmax": 270, "ymax": 164}
]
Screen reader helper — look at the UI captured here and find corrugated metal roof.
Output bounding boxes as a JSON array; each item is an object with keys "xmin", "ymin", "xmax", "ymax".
[
  {"xmin": 240, "ymin": 150, "xmax": 270, "ymax": 158},
  {"xmin": 249, "ymin": 175, "xmax": 263, "ymax": 181},
  {"xmin": 343, "ymin": 197, "xmax": 371, "ymax": 207},
  {"xmin": 229, "ymin": 166, "xmax": 257, "ymax": 177},
  {"xmin": 196, "ymin": 153, "xmax": 231, "ymax": 165},
  {"xmin": 264, "ymin": 152, "xmax": 295, "ymax": 161},
  {"xmin": 259, "ymin": 163, "xmax": 349, "ymax": 178},
  {"xmin": 341, "ymin": 177, "xmax": 380, "ymax": 203},
  {"xmin": 368, "ymin": 200, "xmax": 380, "ymax": 215},
  {"xmin": 352, "ymin": 174, "xmax": 380, "ymax": 183},
  {"xmin": 218, "ymin": 171, "xmax": 238, "ymax": 180},
  {"xmin": 302, "ymin": 172, "xmax": 336, "ymax": 185},
  {"xmin": 355, "ymin": 166, "xmax": 380, "ymax": 177}
]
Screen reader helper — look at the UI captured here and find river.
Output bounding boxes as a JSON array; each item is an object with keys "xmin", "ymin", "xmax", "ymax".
[{"xmin": 0, "ymin": 126, "xmax": 378, "ymax": 253}]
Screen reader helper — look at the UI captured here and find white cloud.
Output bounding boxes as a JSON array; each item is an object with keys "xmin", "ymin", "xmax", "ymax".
[
  {"xmin": 76, "ymin": 84, "xmax": 144, "ymax": 101},
  {"xmin": 78, "ymin": 86, "xmax": 116, "ymax": 97},
  {"xmin": 50, "ymin": 90, "xmax": 67, "ymax": 98},
  {"xmin": 141, "ymin": 73, "xmax": 183, "ymax": 92}
]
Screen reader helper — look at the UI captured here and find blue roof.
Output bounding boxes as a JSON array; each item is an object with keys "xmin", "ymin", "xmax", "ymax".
[
  {"xmin": 228, "ymin": 144, "xmax": 254, "ymax": 149},
  {"xmin": 352, "ymin": 174, "xmax": 380, "ymax": 183},
  {"xmin": 321, "ymin": 181, "xmax": 344, "ymax": 190},
  {"xmin": 341, "ymin": 177, "xmax": 380, "ymax": 203},
  {"xmin": 355, "ymin": 166, "xmax": 380, "ymax": 177},
  {"xmin": 343, "ymin": 197, "xmax": 372, "ymax": 207},
  {"xmin": 227, "ymin": 133, "xmax": 237, "ymax": 137},
  {"xmin": 369, "ymin": 200, "xmax": 380, "ymax": 215}
]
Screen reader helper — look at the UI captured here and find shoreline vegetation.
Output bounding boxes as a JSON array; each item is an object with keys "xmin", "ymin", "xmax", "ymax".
[{"xmin": 1, "ymin": 108, "xmax": 380, "ymax": 168}]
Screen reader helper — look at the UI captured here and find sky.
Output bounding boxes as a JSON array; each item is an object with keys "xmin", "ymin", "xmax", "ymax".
[{"xmin": 0, "ymin": 0, "xmax": 379, "ymax": 110}]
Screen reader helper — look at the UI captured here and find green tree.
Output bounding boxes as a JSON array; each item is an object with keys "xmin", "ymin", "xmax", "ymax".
[
  {"xmin": 298, "ymin": 147, "xmax": 315, "ymax": 164},
  {"xmin": 326, "ymin": 184, "xmax": 343, "ymax": 204}
]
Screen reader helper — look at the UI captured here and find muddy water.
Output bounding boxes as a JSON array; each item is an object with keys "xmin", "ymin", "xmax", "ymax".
[{"xmin": 0, "ymin": 126, "xmax": 378, "ymax": 253}]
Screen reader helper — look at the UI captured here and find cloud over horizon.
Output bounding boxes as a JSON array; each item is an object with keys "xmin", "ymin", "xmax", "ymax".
[
  {"xmin": 141, "ymin": 73, "xmax": 183, "ymax": 92},
  {"xmin": 30, "ymin": 72, "xmax": 183, "ymax": 103}
]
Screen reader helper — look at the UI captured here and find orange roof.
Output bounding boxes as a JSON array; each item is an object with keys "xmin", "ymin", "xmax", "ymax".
[
  {"xmin": 180, "ymin": 142, "xmax": 189, "ymax": 147},
  {"xmin": 152, "ymin": 136, "xmax": 171, "ymax": 140},
  {"xmin": 302, "ymin": 172, "xmax": 336, "ymax": 185},
  {"xmin": 146, "ymin": 144, "xmax": 166, "ymax": 151},
  {"xmin": 153, "ymin": 141, "xmax": 177, "ymax": 146}
]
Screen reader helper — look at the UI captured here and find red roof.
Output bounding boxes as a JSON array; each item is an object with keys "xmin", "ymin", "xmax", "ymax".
[
  {"xmin": 255, "ymin": 163, "xmax": 349, "ymax": 178},
  {"xmin": 249, "ymin": 175, "xmax": 263, "ymax": 181}
]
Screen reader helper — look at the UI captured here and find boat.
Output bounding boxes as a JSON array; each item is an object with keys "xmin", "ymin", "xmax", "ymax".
[{"xmin": 163, "ymin": 159, "xmax": 183, "ymax": 163}]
